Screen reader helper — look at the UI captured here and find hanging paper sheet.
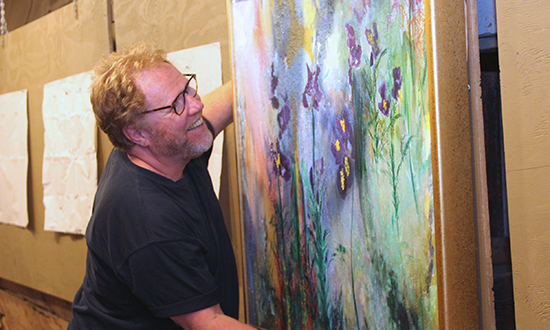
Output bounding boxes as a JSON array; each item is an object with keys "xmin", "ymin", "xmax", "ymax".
[
  {"xmin": 0, "ymin": 90, "xmax": 29, "ymax": 228},
  {"xmin": 42, "ymin": 71, "xmax": 97, "ymax": 234}
]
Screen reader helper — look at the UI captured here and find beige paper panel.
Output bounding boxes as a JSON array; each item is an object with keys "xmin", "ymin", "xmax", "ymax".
[
  {"xmin": 496, "ymin": 0, "xmax": 550, "ymax": 173},
  {"xmin": 0, "ymin": 90, "xmax": 29, "ymax": 228},
  {"xmin": 0, "ymin": 0, "xmax": 110, "ymax": 301},
  {"xmin": 113, "ymin": 0, "xmax": 245, "ymax": 321},
  {"xmin": 42, "ymin": 71, "xmax": 97, "ymax": 235},
  {"xmin": 496, "ymin": 0, "xmax": 550, "ymax": 328},
  {"xmin": 505, "ymin": 167, "xmax": 550, "ymax": 329}
]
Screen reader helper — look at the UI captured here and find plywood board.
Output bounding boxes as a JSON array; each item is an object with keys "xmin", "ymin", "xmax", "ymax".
[
  {"xmin": 113, "ymin": 0, "xmax": 232, "ymax": 83},
  {"xmin": 496, "ymin": 0, "xmax": 550, "ymax": 172},
  {"xmin": 505, "ymin": 166, "xmax": 550, "ymax": 329},
  {"xmin": 0, "ymin": 0, "xmax": 110, "ymax": 301},
  {"xmin": 496, "ymin": 0, "xmax": 550, "ymax": 328}
]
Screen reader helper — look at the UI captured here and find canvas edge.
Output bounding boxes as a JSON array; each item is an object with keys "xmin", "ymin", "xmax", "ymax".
[{"xmin": 225, "ymin": 0, "xmax": 257, "ymax": 327}]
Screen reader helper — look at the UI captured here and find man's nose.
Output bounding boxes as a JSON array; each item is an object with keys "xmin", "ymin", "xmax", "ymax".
[{"xmin": 185, "ymin": 94, "xmax": 204, "ymax": 115}]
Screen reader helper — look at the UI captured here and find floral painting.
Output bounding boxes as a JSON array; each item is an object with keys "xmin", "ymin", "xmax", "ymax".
[{"xmin": 230, "ymin": 0, "xmax": 437, "ymax": 329}]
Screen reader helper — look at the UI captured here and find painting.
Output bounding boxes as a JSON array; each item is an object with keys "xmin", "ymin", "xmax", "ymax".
[{"xmin": 230, "ymin": 0, "xmax": 437, "ymax": 329}]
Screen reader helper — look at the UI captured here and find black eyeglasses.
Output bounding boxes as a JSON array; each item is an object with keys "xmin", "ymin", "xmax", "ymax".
[{"xmin": 143, "ymin": 74, "xmax": 198, "ymax": 115}]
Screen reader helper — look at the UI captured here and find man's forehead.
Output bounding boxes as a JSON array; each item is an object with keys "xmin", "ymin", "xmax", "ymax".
[{"xmin": 134, "ymin": 63, "xmax": 182, "ymax": 91}]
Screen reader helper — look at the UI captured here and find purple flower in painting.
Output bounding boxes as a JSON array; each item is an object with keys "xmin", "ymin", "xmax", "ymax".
[
  {"xmin": 277, "ymin": 95, "xmax": 291, "ymax": 138},
  {"xmin": 366, "ymin": 23, "xmax": 381, "ymax": 66},
  {"xmin": 352, "ymin": 0, "xmax": 370, "ymax": 21},
  {"xmin": 346, "ymin": 23, "xmax": 362, "ymax": 68},
  {"xmin": 330, "ymin": 114, "xmax": 353, "ymax": 199},
  {"xmin": 270, "ymin": 144, "xmax": 292, "ymax": 182},
  {"xmin": 346, "ymin": 23, "xmax": 362, "ymax": 85},
  {"xmin": 309, "ymin": 157, "xmax": 324, "ymax": 196},
  {"xmin": 302, "ymin": 64, "xmax": 323, "ymax": 110},
  {"xmin": 391, "ymin": 67, "xmax": 402, "ymax": 100},
  {"xmin": 331, "ymin": 115, "xmax": 353, "ymax": 165},
  {"xmin": 337, "ymin": 156, "xmax": 353, "ymax": 199},
  {"xmin": 332, "ymin": 137, "xmax": 345, "ymax": 164},
  {"xmin": 378, "ymin": 83, "xmax": 391, "ymax": 117},
  {"xmin": 270, "ymin": 64, "xmax": 280, "ymax": 109},
  {"xmin": 271, "ymin": 96, "xmax": 280, "ymax": 109},
  {"xmin": 271, "ymin": 63, "xmax": 278, "ymax": 94}
]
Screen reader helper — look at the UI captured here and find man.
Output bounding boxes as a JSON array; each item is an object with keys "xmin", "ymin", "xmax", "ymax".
[{"xmin": 68, "ymin": 43, "xmax": 256, "ymax": 330}]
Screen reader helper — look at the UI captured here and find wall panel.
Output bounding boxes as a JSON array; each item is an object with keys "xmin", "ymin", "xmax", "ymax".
[
  {"xmin": 496, "ymin": 0, "xmax": 550, "ymax": 328},
  {"xmin": 0, "ymin": 0, "xmax": 110, "ymax": 301}
]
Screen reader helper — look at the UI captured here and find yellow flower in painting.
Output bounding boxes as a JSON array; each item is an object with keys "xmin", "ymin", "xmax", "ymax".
[
  {"xmin": 337, "ymin": 156, "xmax": 353, "ymax": 199},
  {"xmin": 340, "ymin": 168, "xmax": 346, "ymax": 191},
  {"xmin": 331, "ymin": 115, "xmax": 353, "ymax": 199},
  {"xmin": 365, "ymin": 22, "xmax": 381, "ymax": 66},
  {"xmin": 378, "ymin": 83, "xmax": 391, "ymax": 117},
  {"xmin": 270, "ymin": 144, "xmax": 291, "ymax": 182}
]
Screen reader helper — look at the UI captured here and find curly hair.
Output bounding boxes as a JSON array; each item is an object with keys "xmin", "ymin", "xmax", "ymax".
[{"xmin": 90, "ymin": 42, "xmax": 168, "ymax": 151}]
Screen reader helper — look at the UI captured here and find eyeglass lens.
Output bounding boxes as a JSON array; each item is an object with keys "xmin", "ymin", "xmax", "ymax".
[{"xmin": 174, "ymin": 75, "xmax": 197, "ymax": 115}]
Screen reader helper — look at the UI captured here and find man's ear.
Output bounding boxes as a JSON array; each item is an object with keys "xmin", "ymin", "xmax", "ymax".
[{"xmin": 123, "ymin": 125, "xmax": 150, "ymax": 147}]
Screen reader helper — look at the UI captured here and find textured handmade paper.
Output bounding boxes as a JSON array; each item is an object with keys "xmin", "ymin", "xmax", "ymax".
[
  {"xmin": 168, "ymin": 42, "xmax": 224, "ymax": 196},
  {"xmin": 42, "ymin": 71, "xmax": 97, "ymax": 234},
  {"xmin": 0, "ymin": 90, "xmax": 29, "ymax": 228}
]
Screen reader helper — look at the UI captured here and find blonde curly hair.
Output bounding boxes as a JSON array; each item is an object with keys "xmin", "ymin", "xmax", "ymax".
[{"xmin": 90, "ymin": 42, "xmax": 168, "ymax": 151}]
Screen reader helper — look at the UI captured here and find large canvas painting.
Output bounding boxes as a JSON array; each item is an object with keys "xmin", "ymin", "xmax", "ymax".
[{"xmin": 230, "ymin": 0, "xmax": 437, "ymax": 329}]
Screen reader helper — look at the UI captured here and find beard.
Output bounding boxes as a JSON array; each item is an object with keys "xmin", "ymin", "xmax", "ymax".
[{"xmin": 147, "ymin": 122, "xmax": 213, "ymax": 160}]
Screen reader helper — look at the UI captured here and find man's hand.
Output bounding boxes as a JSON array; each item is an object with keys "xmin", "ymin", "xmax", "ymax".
[{"xmin": 170, "ymin": 303, "xmax": 257, "ymax": 330}]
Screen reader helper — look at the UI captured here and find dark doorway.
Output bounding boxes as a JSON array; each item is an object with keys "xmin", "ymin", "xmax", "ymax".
[{"xmin": 479, "ymin": 37, "xmax": 516, "ymax": 330}]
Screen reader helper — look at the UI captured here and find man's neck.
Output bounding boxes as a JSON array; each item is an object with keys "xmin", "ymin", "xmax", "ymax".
[{"xmin": 126, "ymin": 148, "xmax": 189, "ymax": 182}]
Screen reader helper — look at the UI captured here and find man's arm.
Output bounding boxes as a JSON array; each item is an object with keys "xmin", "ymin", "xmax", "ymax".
[
  {"xmin": 202, "ymin": 81, "xmax": 234, "ymax": 138},
  {"xmin": 170, "ymin": 304, "xmax": 257, "ymax": 330}
]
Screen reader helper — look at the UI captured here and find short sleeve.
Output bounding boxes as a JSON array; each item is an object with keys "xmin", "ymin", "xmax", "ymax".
[{"xmin": 118, "ymin": 239, "xmax": 219, "ymax": 318}]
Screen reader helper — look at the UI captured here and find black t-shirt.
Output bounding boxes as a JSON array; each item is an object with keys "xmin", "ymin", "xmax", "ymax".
[{"xmin": 69, "ymin": 128, "xmax": 238, "ymax": 329}]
